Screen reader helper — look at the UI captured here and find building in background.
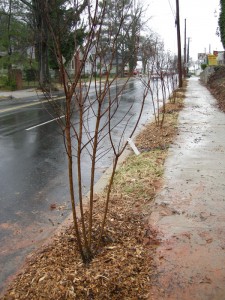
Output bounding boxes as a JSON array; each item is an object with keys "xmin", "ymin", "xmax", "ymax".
[{"xmin": 213, "ymin": 51, "xmax": 225, "ymax": 65}]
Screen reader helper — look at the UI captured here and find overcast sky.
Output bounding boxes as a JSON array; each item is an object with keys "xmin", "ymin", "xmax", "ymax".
[{"xmin": 144, "ymin": 0, "xmax": 223, "ymax": 61}]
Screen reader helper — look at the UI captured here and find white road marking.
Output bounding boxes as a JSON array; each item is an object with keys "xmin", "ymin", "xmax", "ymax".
[
  {"xmin": 0, "ymin": 96, "xmax": 65, "ymax": 114},
  {"xmin": 26, "ymin": 115, "xmax": 65, "ymax": 131}
]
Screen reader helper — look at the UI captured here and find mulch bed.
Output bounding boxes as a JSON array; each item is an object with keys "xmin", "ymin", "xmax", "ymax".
[{"xmin": 1, "ymin": 94, "xmax": 185, "ymax": 300}]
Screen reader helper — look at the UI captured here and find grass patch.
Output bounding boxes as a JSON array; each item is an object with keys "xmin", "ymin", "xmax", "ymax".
[{"xmin": 113, "ymin": 151, "xmax": 166, "ymax": 200}]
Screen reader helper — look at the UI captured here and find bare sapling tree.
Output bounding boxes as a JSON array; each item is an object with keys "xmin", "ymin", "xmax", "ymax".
[
  {"xmin": 163, "ymin": 53, "xmax": 179, "ymax": 104},
  {"xmin": 41, "ymin": 0, "xmax": 148, "ymax": 263},
  {"xmin": 138, "ymin": 38, "xmax": 164, "ymax": 126},
  {"xmin": 139, "ymin": 37, "xmax": 177, "ymax": 127},
  {"xmin": 168, "ymin": 72, "xmax": 179, "ymax": 104}
]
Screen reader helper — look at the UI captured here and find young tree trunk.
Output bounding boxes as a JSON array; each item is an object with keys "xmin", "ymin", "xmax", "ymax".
[{"xmin": 40, "ymin": 0, "xmax": 150, "ymax": 263}]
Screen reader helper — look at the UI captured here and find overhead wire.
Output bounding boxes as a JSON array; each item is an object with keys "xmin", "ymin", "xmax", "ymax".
[{"xmin": 167, "ymin": 0, "xmax": 177, "ymax": 24}]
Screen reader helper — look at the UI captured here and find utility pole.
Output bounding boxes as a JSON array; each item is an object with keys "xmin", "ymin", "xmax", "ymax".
[
  {"xmin": 184, "ymin": 19, "xmax": 187, "ymax": 77},
  {"xmin": 176, "ymin": 0, "xmax": 183, "ymax": 87},
  {"xmin": 187, "ymin": 38, "xmax": 191, "ymax": 72},
  {"xmin": 187, "ymin": 37, "xmax": 190, "ymax": 72}
]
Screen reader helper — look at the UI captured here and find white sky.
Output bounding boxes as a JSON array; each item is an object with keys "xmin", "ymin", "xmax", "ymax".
[{"xmin": 143, "ymin": 0, "xmax": 223, "ymax": 61}]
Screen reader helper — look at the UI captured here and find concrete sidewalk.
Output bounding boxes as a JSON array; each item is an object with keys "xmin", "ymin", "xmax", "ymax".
[
  {"xmin": 0, "ymin": 88, "xmax": 39, "ymax": 99},
  {"xmin": 148, "ymin": 77, "xmax": 225, "ymax": 299}
]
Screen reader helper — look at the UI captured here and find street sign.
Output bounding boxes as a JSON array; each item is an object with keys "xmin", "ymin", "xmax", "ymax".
[{"xmin": 207, "ymin": 54, "xmax": 218, "ymax": 66}]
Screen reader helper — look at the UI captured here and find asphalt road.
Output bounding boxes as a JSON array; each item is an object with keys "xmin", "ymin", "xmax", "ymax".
[{"xmin": 0, "ymin": 78, "xmax": 160, "ymax": 292}]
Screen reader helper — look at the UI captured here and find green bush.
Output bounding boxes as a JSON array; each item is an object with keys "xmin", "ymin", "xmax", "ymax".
[
  {"xmin": 6, "ymin": 78, "xmax": 17, "ymax": 90},
  {"xmin": 201, "ymin": 63, "xmax": 207, "ymax": 70},
  {"xmin": 24, "ymin": 68, "xmax": 37, "ymax": 82},
  {"xmin": 0, "ymin": 75, "xmax": 7, "ymax": 87},
  {"xmin": 0, "ymin": 75, "xmax": 16, "ymax": 90}
]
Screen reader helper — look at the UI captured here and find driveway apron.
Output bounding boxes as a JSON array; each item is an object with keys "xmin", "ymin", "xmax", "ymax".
[{"xmin": 148, "ymin": 77, "xmax": 225, "ymax": 300}]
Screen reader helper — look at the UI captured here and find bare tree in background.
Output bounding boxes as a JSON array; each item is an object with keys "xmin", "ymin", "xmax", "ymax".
[
  {"xmin": 163, "ymin": 52, "xmax": 179, "ymax": 104},
  {"xmin": 139, "ymin": 37, "xmax": 178, "ymax": 127},
  {"xmin": 41, "ymin": 0, "xmax": 149, "ymax": 263}
]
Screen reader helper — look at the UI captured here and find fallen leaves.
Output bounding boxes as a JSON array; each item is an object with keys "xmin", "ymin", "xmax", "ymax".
[
  {"xmin": 50, "ymin": 203, "xmax": 57, "ymax": 210},
  {"xmin": 207, "ymin": 69, "xmax": 225, "ymax": 113},
  {"xmin": 2, "ymin": 97, "xmax": 185, "ymax": 300}
]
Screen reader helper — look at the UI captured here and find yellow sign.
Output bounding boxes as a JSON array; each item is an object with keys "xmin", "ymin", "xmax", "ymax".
[{"xmin": 208, "ymin": 54, "xmax": 218, "ymax": 66}]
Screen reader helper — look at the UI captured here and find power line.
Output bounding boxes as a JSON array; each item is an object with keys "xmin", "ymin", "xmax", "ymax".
[{"xmin": 168, "ymin": 0, "xmax": 176, "ymax": 21}]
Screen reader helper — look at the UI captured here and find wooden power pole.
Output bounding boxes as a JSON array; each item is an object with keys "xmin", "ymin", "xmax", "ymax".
[
  {"xmin": 176, "ymin": 0, "xmax": 183, "ymax": 87},
  {"xmin": 184, "ymin": 18, "xmax": 187, "ymax": 77}
]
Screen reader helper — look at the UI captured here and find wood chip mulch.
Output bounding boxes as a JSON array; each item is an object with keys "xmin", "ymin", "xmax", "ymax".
[{"xmin": 1, "ymin": 95, "xmax": 185, "ymax": 300}]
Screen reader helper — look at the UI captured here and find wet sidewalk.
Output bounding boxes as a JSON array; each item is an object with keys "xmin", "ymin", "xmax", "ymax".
[
  {"xmin": 0, "ymin": 88, "xmax": 38, "ymax": 99},
  {"xmin": 148, "ymin": 77, "xmax": 225, "ymax": 299}
]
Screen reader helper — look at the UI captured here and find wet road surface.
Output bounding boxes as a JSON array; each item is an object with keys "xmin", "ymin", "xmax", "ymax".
[
  {"xmin": 0, "ymin": 95, "xmax": 70, "ymax": 292},
  {"xmin": 148, "ymin": 77, "xmax": 225, "ymax": 299},
  {"xmin": 0, "ymin": 79, "xmax": 159, "ymax": 293}
]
